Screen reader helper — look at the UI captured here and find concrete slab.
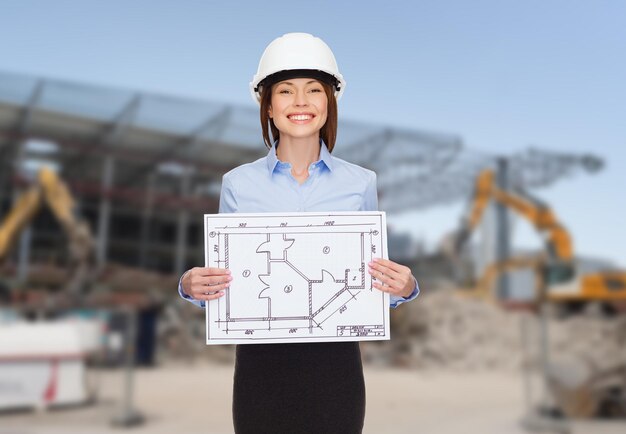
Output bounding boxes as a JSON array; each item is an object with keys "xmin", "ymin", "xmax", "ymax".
[{"xmin": 1, "ymin": 362, "xmax": 624, "ymax": 434}]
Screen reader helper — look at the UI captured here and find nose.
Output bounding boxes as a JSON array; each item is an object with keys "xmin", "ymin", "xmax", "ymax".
[{"xmin": 294, "ymin": 89, "xmax": 308, "ymax": 107}]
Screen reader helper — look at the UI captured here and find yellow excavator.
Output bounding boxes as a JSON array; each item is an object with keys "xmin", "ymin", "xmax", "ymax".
[
  {"xmin": 0, "ymin": 167, "xmax": 94, "ymax": 295},
  {"xmin": 451, "ymin": 169, "xmax": 626, "ymax": 307},
  {"xmin": 450, "ymin": 169, "xmax": 626, "ymax": 427}
]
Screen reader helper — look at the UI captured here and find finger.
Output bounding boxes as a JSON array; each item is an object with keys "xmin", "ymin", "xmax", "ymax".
[
  {"xmin": 193, "ymin": 275, "xmax": 233, "ymax": 286},
  {"xmin": 372, "ymin": 281, "xmax": 402, "ymax": 295},
  {"xmin": 369, "ymin": 269, "xmax": 402, "ymax": 291},
  {"xmin": 368, "ymin": 266, "xmax": 387, "ymax": 283},
  {"xmin": 368, "ymin": 261, "xmax": 402, "ymax": 279},
  {"xmin": 371, "ymin": 258, "xmax": 408, "ymax": 274},
  {"xmin": 372, "ymin": 281, "xmax": 389, "ymax": 293},
  {"xmin": 193, "ymin": 290, "xmax": 227, "ymax": 301},
  {"xmin": 368, "ymin": 263, "xmax": 403, "ymax": 285},
  {"xmin": 192, "ymin": 280, "xmax": 231, "ymax": 295},
  {"xmin": 382, "ymin": 277, "xmax": 403, "ymax": 292},
  {"xmin": 192, "ymin": 266, "xmax": 231, "ymax": 277},
  {"xmin": 368, "ymin": 266, "xmax": 385, "ymax": 282}
]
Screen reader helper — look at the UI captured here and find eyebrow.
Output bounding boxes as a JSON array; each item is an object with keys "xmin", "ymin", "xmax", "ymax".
[{"xmin": 278, "ymin": 80, "xmax": 320, "ymax": 86}]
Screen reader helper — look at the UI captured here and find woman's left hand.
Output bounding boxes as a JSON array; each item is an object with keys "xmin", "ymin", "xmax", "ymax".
[{"xmin": 368, "ymin": 258, "xmax": 415, "ymax": 298}]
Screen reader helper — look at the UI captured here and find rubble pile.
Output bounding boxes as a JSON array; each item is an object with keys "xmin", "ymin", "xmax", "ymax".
[
  {"xmin": 363, "ymin": 287, "xmax": 626, "ymax": 371},
  {"xmin": 549, "ymin": 312, "xmax": 626, "ymax": 373},
  {"xmin": 167, "ymin": 284, "xmax": 624, "ymax": 372}
]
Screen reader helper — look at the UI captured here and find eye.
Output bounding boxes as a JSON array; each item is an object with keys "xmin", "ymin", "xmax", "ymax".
[
  {"xmin": 279, "ymin": 89, "xmax": 291, "ymax": 94},
  {"xmin": 309, "ymin": 88, "xmax": 323, "ymax": 93}
]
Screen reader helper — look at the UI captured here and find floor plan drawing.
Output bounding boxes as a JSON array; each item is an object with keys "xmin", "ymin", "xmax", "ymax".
[{"xmin": 204, "ymin": 212, "xmax": 389, "ymax": 345}]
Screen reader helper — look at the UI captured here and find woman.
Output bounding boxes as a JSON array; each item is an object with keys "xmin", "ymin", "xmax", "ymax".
[{"xmin": 179, "ymin": 32, "xmax": 419, "ymax": 434}]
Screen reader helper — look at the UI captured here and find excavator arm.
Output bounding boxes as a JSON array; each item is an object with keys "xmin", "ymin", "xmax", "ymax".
[
  {"xmin": 0, "ymin": 167, "xmax": 93, "ymax": 294},
  {"xmin": 38, "ymin": 168, "xmax": 93, "ymax": 265},
  {"xmin": 454, "ymin": 169, "xmax": 626, "ymax": 303},
  {"xmin": 454, "ymin": 169, "xmax": 575, "ymax": 287},
  {"xmin": 455, "ymin": 169, "xmax": 573, "ymax": 264},
  {"xmin": 0, "ymin": 185, "xmax": 42, "ymax": 262}
]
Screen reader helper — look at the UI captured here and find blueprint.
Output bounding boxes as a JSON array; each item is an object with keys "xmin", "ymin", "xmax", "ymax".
[{"xmin": 204, "ymin": 212, "xmax": 389, "ymax": 345}]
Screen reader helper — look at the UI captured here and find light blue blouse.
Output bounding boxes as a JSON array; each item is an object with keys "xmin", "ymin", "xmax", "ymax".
[{"xmin": 179, "ymin": 141, "xmax": 419, "ymax": 308}]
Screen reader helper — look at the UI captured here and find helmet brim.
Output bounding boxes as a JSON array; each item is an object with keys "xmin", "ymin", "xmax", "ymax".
[{"xmin": 255, "ymin": 69, "xmax": 341, "ymax": 94}]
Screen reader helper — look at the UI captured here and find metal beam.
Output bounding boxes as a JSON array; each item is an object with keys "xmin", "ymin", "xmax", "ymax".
[
  {"xmin": 116, "ymin": 106, "xmax": 232, "ymax": 188},
  {"xmin": 0, "ymin": 80, "xmax": 45, "ymax": 196},
  {"xmin": 102, "ymin": 95, "xmax": 141, "ymax": 146},
  {"xmin": 16, "ymin": 79, "xmax": 45, "ymax": 134},
  {"xmin": 339, "ymin": 130, "xmax": 463, "ymax": 183},
  {"xmin": 380, "ymin": 181, "xmax": 469, "ymax": 212},
  {"xmin": 187, "ymin": 106, "xmax": 231, "ymax": 147},
  {"xmin": 509, "ymin": 148, "xmax": 604, "ymax": 189},
  {"xmin": 96, "ymin": 156, "xmax": 115, "ymax": 269},
  {"xmin": 374, "ymin": 146, "xmax": 465, "ymax": 203},
  {"xmin": 16, "ymin": 225, "xmax": 33, "ymax": 283},
  {"xmin": 174, "ymin": 171, "xmax": 192, "ymax": 275},
  {"xmin": 8, "ymin": 173, "xmax": 218, "ymax": 212},
  {"xmin": 0, "ymin": 131, "xmax": 232, "ymax": 177},
  {"xmin": 62, "ymin": 94, "xmax": 141, "ymax": 176},
  {"xmin": 11, "ymin": 137, "xmax": 34, "ymax": 283},
  {"xmin": 495, "ymin": 158, "xmax": 511, "ymax": 299},
  {"xmin": 336, "ymin": 129, "xmax": 392, "ymax": 164},
  {"xmin": 139, "ymin": 173, "xmax": 156, "ymax": 268}
]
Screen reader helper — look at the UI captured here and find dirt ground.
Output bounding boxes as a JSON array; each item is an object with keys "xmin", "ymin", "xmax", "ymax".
[{"xmin": 1, "ymin": 362, "xmax": 624, "ymax": 434}]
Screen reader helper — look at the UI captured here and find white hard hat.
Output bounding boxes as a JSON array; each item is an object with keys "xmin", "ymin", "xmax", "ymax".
[{"xmin": 250, "ymin": 32, "xmax": 346, "ymax": 104}]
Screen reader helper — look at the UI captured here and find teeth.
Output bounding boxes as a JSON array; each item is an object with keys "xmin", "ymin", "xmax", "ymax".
[{"xmin": 289, "ymin": 114, "xmax": 313, "ymax": 121}]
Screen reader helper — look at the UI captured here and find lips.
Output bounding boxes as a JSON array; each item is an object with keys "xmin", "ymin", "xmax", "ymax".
[{"xmin": 287, "ymin": 113, "xmax": 315, "ymax": 121}]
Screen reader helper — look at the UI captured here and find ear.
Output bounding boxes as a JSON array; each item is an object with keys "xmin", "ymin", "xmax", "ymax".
[{"xmin": 268, "ymin": 105, "xmax": 273, "ymax": 119}]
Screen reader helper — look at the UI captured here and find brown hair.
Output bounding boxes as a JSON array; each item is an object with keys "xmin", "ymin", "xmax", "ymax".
[{"xmin": 260, "ymin": 81, "xmax": 338, "ymax": 152}]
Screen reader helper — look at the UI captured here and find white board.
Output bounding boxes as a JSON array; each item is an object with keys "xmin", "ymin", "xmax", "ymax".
[{"xmin": 204, "ymin": 212, "xmax": 389, "ymax": 345}]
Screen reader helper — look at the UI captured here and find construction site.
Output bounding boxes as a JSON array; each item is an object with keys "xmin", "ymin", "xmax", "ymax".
[{"xmin": 1, "ymin": 66, "xmax": 625, "ymax": 434}]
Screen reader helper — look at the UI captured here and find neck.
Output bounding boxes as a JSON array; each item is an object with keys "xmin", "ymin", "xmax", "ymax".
[{"xmin": 276, "ymin": 136, "xmax": 321, "ymax": 173}]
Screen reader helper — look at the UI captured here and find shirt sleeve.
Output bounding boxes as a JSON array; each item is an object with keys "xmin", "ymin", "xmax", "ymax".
[
  {"xmin": 362, "ymin": 171, "xmax": 378, "ymax": 212},
  {"xmin": 178, "ymin": 174, "xmax": 237, "ymax": 308},
  {"xmin": 390, "ymin": 277, "xmax": 420, "ymax": 308},
  {"xmin": 178, "ymin": 272, "xmax": 205, "ymax": 308},
  {"xmin": 363, "ymin": 170, "xmax": 420, "ymax": 309},
  {"xmin": 219, "ymin": 173, "xmax": 238, "ymax": 213}
]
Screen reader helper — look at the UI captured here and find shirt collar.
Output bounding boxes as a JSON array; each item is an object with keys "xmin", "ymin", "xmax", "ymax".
[
  {"xmin": 318, "ymin": 140, "xmax": 334, "ymax": 171},
  {"xmin": 265, "ymin": 140, "xmax": 334, "ymax": 175},
  {"xmin": 266, "ymin": 141, "xmax": 281, "ymax": 174}
]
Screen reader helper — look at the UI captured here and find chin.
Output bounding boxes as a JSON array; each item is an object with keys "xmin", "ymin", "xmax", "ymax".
[{"xmin": 276, "ymin": 125, "xmax": 323, "ymax": 140}]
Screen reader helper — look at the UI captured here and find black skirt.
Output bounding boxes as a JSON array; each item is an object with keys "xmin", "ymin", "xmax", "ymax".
[{"xmin": 232, "ymin": 342, "xmax": 366, "ymax": 434}]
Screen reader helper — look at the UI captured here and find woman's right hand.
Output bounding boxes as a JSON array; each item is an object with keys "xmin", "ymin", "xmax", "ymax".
[{"xmin": 181, "ymin": 267, "xmax": 232, "ymax": 302}]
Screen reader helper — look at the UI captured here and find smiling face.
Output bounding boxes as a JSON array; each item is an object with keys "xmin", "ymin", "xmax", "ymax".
[{"xmin": 268, "ymin": 78, "xmax": 328, "ymax": 142}]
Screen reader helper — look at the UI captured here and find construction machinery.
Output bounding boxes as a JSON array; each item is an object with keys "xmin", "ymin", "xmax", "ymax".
[
  {"xmin": 447, "ymin": 168, "xmax": 626, "ymax": 430},
  {"xmin": 450, "ymin": 169, "xmax": 626, "ymax": 308},
  {"xmin": 0, "ymin": 166, "xmax": 94, "ymax": 296}
]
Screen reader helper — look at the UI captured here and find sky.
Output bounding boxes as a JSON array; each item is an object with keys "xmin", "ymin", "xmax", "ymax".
[{"xmin": 1, "ymin": 0, "xmax": 625, "ymax": 267}]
